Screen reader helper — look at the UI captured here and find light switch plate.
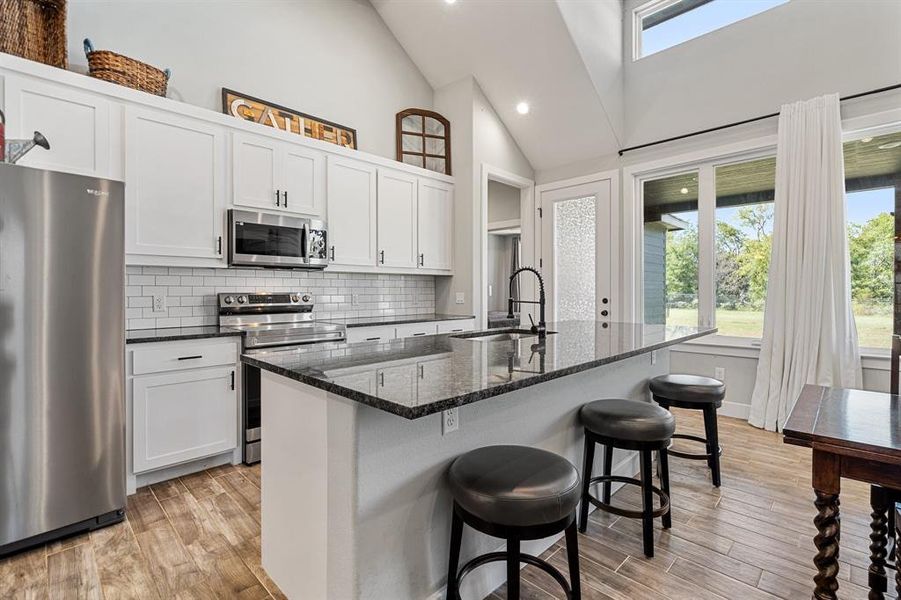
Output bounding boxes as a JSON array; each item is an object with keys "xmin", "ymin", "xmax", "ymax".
[
  {"xmin": 442, "ymin": 408, "xmax": 459, "ymax": 435},
  {"xmin": 455, "ymin": 292, "xmax": 465, "ymax": 305}
]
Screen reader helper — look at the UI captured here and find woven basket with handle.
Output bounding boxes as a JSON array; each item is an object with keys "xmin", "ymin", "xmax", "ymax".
[
  {"xmin": 84, "ymin": 38, "xmax": 170, "ymax": 96},
  {"xmin": 0, "ymin": 0, "xmax": 67, "ymax": 68}
]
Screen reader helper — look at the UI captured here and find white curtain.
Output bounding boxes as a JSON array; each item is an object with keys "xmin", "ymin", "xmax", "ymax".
[{"xmin": 748, "ymin": 94, "xmax": 862, "ymax": 432}]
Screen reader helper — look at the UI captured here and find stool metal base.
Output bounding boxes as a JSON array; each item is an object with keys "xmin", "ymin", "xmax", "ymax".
[
  {"xmin": 667, "ymin": 433, "xmax": 723, "ymax": 461},
  {"xmin": 446, "ymin": 503, "xmax": 581, "ymax": 600}
]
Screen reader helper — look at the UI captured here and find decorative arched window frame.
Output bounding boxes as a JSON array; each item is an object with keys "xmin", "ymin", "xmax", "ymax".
[{"xmin": 396, "ymin": 108, "xmax": 451, "ymax": 175}]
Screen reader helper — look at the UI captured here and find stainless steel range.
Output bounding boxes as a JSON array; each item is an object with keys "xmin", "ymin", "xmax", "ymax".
[{"xmin": 218, "ymin": 292, "xmax": 345, "ymax": 463}]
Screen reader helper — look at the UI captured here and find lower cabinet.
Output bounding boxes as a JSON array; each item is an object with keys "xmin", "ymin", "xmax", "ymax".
[
  {"xmin": 345, "ymin": 325, "xmax": 397, "ymax": 344},
  {"xmin": 132, "ymin": 366, "xmax": 237, "ymax": 473},
  {"xmin": 436, "ymin": 319, "xmax": 476, "ymax": 334}
]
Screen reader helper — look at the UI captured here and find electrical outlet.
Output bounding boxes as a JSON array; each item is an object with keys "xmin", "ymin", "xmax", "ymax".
[
  {"xmin": 714, "ymin": 367, "xmax": 725, "ymax": 381},
  {"xmin": 651, "ymin": 350, "xmax": 657, "ymax": 365},
  {"xmin": 352, "ymin": 294, "xmax": 361, "ymax": 307},
  {"xmin": 442, "ymin": 408, "xmax": 459, "ymax": 435},
  {"xmin": 152, "ymin": 295, "xmax": 167, "ymax": 314},
  {"xmin": 455, "ymin": 292, "xmax": 465, "ymax": 305}
]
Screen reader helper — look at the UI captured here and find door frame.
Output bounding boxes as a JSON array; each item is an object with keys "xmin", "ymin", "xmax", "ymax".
[
  {"xmin": 535, "ymin": 169, "xmax": 620, "ymax": 323},
  {"xmin": 478, "ymin": 164, "xmax": 535, "ymax": 329}
]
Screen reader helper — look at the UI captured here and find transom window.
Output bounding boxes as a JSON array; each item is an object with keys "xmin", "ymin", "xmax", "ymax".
[{"xmin": 634, "ymin": 0, "xmax": 789, "ymax": 59}]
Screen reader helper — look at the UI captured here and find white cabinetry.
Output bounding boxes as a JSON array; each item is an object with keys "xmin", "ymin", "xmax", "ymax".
[
  {"xmin": 125, "ymin": 107, "xmax": 226, "ymax": 263},
  {"xmin": 127, "ymin": 337, "xmax": 241, "ymax": 491},
  {"xmin": 345, "ymin": 325, "xmax": 396, "ymax": 344},
  {"xmin": 377, "ymin": 169, "xmax": 418, "ymax": 268},
  {"xmin": 417, "ymin": 179, "xmax": 454, "ymax": 271},
  {"xmin": 436, "ymin": 319, "xmax": 476, "ymax": 334},
  {"xmin": 232, "ymin": 132, "xmax": 324, "ymax": 216},
  {"xmin": 395, "ymin": 322, "xmax": 437, "ymax": 338},
  {"xmin": 132, "ymin": 366, "xmax": 237, "ymax": 473},
  {"xmin": 3, "ymin": 77, "xmax": 112, "ymax": 177},
  {"xmin": 327, "ymin": 156, "xmax": 377, "ymax": 267}
]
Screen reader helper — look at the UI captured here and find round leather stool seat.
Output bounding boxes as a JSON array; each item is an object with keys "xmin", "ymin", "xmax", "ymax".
[
  {"xmin": 649, "ymin": 374, "xmax": 725, "ymax": 406},
  {"xmin": 580, "ymin": 399, "xmax": 675, "ymax": 443},
  {"xmin": 447, "ymin": 445, "xmax": 580, "ymax": 528}
]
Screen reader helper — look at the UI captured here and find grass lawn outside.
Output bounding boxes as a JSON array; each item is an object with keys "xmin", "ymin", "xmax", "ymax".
[{"xmin": 666, "ymin": 307, "xmax": 892, "ymax": 350}]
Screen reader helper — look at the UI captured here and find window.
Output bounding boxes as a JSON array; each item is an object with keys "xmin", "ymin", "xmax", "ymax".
[
  {"xmin": 715, "ymin": 157, "xmax": 776, "ymax": 338},
  {"xmin": 555, "ymin": 196, "xmax": 597, "ymax": 321},
  {"xmin": 642, "ymin": 170, "xmax": 699, "ymax": 327},
  {"xmin": 844, "ymin": 131, "xmax": 901, "ymax": 350},
  {"xmin": 395, "ymin": 109, "xmax": 451, "ymax": 175},
  {"xmin": 634, "ymin": 0, "xmax": 789, "ymax": 59}
]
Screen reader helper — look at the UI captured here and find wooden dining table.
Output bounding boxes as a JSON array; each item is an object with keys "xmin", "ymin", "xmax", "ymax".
[{"xmin": 784, "ymin": 384, "xmax": 901, "ymax": 600}]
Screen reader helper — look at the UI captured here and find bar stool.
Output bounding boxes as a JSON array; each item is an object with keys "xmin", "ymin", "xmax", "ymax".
[
  {"xmin": 649, "ymin": 374, "xmax": 726, "ymax": 487},
  {"xmin": 578, "ymin": 399, "xmax": 674, "ymax": 558},
  {"xmin": 445, "ymin": 445, "xmax": 582, "ymax": 600}
]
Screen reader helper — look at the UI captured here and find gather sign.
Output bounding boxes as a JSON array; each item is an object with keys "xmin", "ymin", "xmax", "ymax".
[{"xmin": 222, "ymin": 88, "xmax": 357, "ymax": 150}]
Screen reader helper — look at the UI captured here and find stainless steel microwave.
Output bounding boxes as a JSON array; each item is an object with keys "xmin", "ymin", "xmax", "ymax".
[{"xmin": 228, "ymin": 209, "xmax": 328, "ymax": 269}]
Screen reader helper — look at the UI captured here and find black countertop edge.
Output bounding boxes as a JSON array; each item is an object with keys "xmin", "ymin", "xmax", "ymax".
[
  {"xmin": 126, "ymin": 326, "xmax": 245, "ymax": 344},
  {"xmin": 241, "ymin": 328, "xmax": 716, "ymax": 420},
  {"xmin": 340, "ymin": 314, "xmax": 476, "ymax": 328}
]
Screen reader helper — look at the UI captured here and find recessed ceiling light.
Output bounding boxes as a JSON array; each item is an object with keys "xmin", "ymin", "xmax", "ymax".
[
  {"xmin": 516, "ymin": 102, "xmax": 530, "ymax": 115},
  {"xmin": 861, "ymin": 137, "xmax": 873, "ymax": 143},
  {"xmin": 878, "ymin": 141, "xmax": 901, "ymax": 150},
  {"xmin": 680, "ymin": 187, "xmax": 688, "ymax": 194},
  {"xmin": 444, "ymin": 0, "xmax": 457, "ymax": 4}
]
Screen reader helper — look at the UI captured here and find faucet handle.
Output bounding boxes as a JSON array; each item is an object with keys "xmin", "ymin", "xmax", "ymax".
[{"xmin": 528, "ymin": 313, "xmax": 538, "ymax": 334}]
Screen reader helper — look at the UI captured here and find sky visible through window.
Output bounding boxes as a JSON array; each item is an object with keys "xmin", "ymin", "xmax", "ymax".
[{"xmin": 641, "ymin": 0, "xmax": 789, "ymax": 57}]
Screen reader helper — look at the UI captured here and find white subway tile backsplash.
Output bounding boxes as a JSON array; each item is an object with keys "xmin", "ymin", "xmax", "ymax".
[{"xmin": 125, "ymin": 266, "xmax": 437, "ymax": 330}]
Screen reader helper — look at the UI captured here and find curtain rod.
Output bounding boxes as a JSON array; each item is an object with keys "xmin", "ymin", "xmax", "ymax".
[{"xmin": 617, "ymin": 83, "xmax": 901, "ymax": 156}]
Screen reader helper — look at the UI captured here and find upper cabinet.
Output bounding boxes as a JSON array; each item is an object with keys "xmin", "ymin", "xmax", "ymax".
[
  {"xmin": 327, "ymin": 155, "xmax": 377, "ymax": 267},
  {"xmin": 3, "ymin": 77, "xmax": 113, "ymax": 178},
  {"xmin": 232, "ymin": 132, "xmax": 325, "ymax": 216},
  {"xmin": 417, "ymin": 179, "xmax": 454, "ymax": 271},
  {"xmin": 377, "ymin": 168, "xmax": 418, "ymax": 268},
  {"xmin": 125, "ymin": 107, "xmax": 226, "ymax": 263}
]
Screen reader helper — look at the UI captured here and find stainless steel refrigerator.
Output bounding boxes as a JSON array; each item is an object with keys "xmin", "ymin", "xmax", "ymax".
[{"xmin": 0, "ymin": 163, "xmax": 125, "ymax": 556}]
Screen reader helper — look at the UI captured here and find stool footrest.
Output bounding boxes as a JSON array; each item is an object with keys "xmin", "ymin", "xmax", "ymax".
[
  {"xmin": 586, "ymin": 475, "xmax": 670, "ymax": 519},
  {"xmin": 667, "ymin": 433, "xmax": 723, "ymax": 461},
  {"xmin": 454, "ymin": 550, "xmax": 574, "ymax": 600}
]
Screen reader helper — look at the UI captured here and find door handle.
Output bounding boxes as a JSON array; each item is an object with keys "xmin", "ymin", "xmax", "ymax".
[{"xmin": 275, "ymin": 189, "xmax": 281, "ymax": 207}]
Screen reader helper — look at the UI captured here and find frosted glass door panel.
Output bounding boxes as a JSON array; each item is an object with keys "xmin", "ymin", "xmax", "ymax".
[{"xmin": 554, "ymin": 196, "xmax": 596, "ymax": 321}]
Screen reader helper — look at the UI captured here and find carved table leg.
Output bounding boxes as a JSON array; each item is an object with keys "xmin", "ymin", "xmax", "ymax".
[
  {"xmin": 812, "ymin": 449, "xmax": 841, "ymax": 600},
  {"xmin": 895, "ymin": 503, "xmax": 901, "ymax": 597},
  {"xmin": 868, "ymin": 486, "xmax": 889, "ymax": 600}
]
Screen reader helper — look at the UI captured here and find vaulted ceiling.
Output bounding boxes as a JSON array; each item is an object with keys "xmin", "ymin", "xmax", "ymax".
[{"xmin": 372, "ymin": 0, "xmax": 624, "ymax": 173}]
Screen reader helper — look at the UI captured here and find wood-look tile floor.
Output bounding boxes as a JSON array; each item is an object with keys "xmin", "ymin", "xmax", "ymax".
[{"xmin": 0, "ymin": 409, "xmax": 892, "ymax": 599}]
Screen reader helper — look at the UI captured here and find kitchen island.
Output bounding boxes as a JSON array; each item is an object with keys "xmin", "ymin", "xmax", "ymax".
[{"xmin": 243, "ymin": 321, "xmax": 715, "ymax": 600}]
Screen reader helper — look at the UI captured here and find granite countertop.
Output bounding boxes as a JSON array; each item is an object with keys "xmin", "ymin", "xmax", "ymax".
[
  {"xmin": 338, "ymin": 313, "xmax": 475, "ymax": 328},
  {"xmin": 126, "ymin": 326, "xmax": 244, "ymax": 344},
  {"xmin": 241, "ymin": 321, "xmax": 717, "ymax": 419}
]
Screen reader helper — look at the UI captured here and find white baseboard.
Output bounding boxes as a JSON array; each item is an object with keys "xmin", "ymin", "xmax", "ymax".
[
  {"xmin": 425, "ymin": 451, "xmax": 640, "ymax": 600},
  {"xmin": 719, "ymin": 401, "xmax": 750, "ymax": 420}
]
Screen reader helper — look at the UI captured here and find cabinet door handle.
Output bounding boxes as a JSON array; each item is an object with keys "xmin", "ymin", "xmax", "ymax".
[
  {"xmin": 366, "ymin": 337, "xmax": 381, "ymax": 341},
  {"xmin": 230, "ymin": 370, "xmax": 235, "ymax": 390},
  {"xmin": 216, "ymin": 236, "xmax": 222, "ymax": 255},
  {"xmin": 275, "ymin": 189, "xmax": 281, "ymax": 207},
  {"xmin": 283, "ymin": 190, "xmax": 288, "ymax": 208},
  {"xmin": 330, "ymin": 246, "xmax": 336, "ymax": 261},
  {"xmin": 379, "ymin": 250, "xmax": 385, "ymax": 264},
  {"xmin": 379, "ymin": 372, "xmax": 385, "ymax": 387},
  {"xmin": 419, "ymin": 253, "xmax": 424, "ymax": 267},
  {"xmin": 419, "ymin": 364, "xmax": 424, "ymax": 379},
  {"xmin": 412, "ymin": 332, "xmax": 426, "ymax": 336},
  {"xmin": 178, "ymin": 355, "xmax": 203, "ymax": 361}
]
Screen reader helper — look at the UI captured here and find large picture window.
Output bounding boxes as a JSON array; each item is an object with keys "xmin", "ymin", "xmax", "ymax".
[{"xmin": 638, "ymin": 128, "xmax": 901, "ymax": 350}]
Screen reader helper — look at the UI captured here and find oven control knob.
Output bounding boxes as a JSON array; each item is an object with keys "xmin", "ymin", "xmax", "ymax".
[
  {"xmin": 290, "ymin": 294, "xmax": 300, "ymax": 303},
  {"xmin": 302, "ymin": 294, "xmax": 311, "ymax": 303},
  {"xmin": 237, "ymin": 295, "xmax": 248, "ymax": 304},
  {"xmin": 223, "ymin": 296, "xmax": 234, "ymax": 304}
]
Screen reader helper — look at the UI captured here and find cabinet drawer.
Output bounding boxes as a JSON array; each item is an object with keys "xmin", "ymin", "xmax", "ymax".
[
  {"xmin": 345, "ymin": 325, "xmax": 397, "ymax": 344},
  {"xmin": 395, "ymin": 322, "xmax": 438, "ymax": 339},
  {"xmin": 436, "ymin": 319, "xmax": 476, "ymax": 334},
  {"xmin": 132, "ymin": 341, "xmax": 237, "ymax": 375}
]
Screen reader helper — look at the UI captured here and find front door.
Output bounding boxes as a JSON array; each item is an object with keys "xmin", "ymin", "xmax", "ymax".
[{"xmin": 539, "ymin": 179, "xmax": 613, "ymax": 324}]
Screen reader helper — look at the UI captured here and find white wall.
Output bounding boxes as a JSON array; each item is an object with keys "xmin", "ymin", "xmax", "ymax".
[
  {"xmin": 487, "ymin": 180, "xmax": 520, "ymax": 224},
  {"xmin": 623, "ymin": 0, "xmax": 901, "ymax": 148},
  {"xmin": 433, "ymin": 77, "xmax": 534, "ymax": 317},
  {"xmin": 67, "ymin": 0, "xmax": 434, "ymax": 160}
]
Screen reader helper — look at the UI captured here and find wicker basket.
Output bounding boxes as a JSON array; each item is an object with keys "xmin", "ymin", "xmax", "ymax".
[
  {"xmin": 84, "ymin": 39, "xmax": 170, "ymax": 96},
  {"xmin": 0, "ymin": 0, "xmax": 67, "ymax": 68}
]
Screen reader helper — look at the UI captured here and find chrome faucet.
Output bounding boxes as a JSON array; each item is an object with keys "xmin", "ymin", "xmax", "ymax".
[{"xmin": 507, "ymin": 266, "xmax": 547, "ymax": 339}]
